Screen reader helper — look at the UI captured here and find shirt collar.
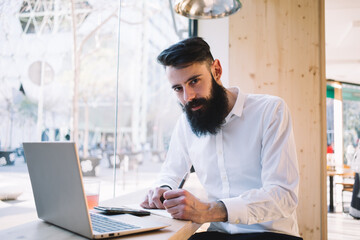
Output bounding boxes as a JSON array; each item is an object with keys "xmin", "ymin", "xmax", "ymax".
[{"xmin": 223, "ymin": 87, "xmax": 245, "ymax": 124}]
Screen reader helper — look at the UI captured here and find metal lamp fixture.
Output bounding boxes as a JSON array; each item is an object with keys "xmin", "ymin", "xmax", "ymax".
[{"xmin": 174, "ymin": 0, "xmax": 242, "ymax": 19}]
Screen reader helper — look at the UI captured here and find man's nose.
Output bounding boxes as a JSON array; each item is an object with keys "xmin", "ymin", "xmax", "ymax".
[{"xmin": 183, "ymin": 87, "xmax": 195, "ymax": 103}]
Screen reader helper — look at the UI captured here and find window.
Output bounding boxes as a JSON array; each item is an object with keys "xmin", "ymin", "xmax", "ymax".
[
  {"xmin": 326, "ymin": 81, "xmax": 360, "ymax": 166},
  {"xmin": 342, "ymin": 83, "xmax": 360, "ymax": 164},
  {"xmin": 18, "ymin": 0, "xmax": 91, "ymax": 34},
  {"xmin": 0, "ymin": 0, "xmax": 188, "ymax": 201}
]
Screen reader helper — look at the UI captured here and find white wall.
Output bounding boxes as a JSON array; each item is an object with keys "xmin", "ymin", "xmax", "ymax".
[{"xmin": 197, "ymin": 18, "xmax": 229, "ymax": 87}]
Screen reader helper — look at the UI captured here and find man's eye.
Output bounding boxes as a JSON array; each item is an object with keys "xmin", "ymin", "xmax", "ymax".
[
  {"xmin": 173, "ymin": 87, "xmax": 182, "ymax": 92},
  {"xmin": 190, "ymin": 79, "xmax": 198, "ymax": 85}
]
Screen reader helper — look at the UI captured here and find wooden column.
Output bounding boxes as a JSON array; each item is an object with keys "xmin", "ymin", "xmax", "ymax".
[{"xmin": 228, "ymin": 0, "xmax": 326, "ymax": 239}]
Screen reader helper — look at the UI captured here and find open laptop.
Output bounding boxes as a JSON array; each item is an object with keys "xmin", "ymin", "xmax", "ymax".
[{"xmin": 23, "ymin": 142, "xmax": 169, "ymax": 239}]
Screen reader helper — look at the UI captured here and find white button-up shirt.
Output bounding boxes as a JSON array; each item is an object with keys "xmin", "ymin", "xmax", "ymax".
[{"xmin": 156, "ymin": 87, "xmax": 300, "ymax": 237}]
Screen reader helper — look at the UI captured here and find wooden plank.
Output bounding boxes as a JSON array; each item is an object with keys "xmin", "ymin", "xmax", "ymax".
[
  {"xmin": 0, "ymin": 217, "xmax": 199, "ymax": 240},
  {"xmin": 0, "ymin": 190, "xmax": 201, "ymax": 240},
  {"xmin": 228, "ymin": 0, "xmax": 326, "ymax": 239}
]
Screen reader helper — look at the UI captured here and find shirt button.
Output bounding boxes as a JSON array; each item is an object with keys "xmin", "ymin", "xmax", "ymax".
[{"xmin": 235, "ymin": 219, "xmax": 240, "ymax": 224}]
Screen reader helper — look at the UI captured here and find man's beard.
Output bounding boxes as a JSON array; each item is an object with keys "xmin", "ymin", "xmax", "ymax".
[{"xmin": 183, "ymin": 76, "xmax": 229, "ymax": 137}]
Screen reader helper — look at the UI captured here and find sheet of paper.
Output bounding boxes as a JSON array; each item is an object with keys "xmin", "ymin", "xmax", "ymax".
[{"xmin": 124, "ymin": 204, "xmax": 173, "ymax": 218}]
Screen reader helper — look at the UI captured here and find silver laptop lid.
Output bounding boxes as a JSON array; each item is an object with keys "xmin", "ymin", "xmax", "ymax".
[{"xmin": 23, "ymin": 142, "xmax": 93, "ymax": 239}]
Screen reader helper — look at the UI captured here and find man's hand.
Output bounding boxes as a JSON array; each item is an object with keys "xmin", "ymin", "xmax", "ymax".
[
  {"xmin": 162, "ymin": 189, "xmax": 228, "ymax": 224},
  {"xmin": 140, "ymin": 187, "xmax": 169, "ymax": 209}
]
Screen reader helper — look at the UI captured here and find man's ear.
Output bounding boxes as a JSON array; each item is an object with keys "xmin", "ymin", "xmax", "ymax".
[{"xmin": 212, "ymin": 59, "xmax": 222, "ymax": 83}]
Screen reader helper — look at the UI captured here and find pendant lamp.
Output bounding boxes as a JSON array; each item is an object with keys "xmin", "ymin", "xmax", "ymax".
[{"xmin": 174, "ymin": 0, "xmax": 242, "ymax": 19}]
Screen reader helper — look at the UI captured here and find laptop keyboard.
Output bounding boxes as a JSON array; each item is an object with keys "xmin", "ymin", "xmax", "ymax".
[{"xmin": 90, "ymin": 213, "xmax": 140, "ymax": 233}]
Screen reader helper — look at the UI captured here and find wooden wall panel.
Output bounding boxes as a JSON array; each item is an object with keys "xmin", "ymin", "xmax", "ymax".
[{"xmin": 228, "ymin": 0, "xmax": 326, "ymax": 239}]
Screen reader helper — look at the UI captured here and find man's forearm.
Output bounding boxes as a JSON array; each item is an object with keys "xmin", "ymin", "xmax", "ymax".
[{"xmin": 205, "ymin": 200, "xmax": 228, "ymax": 222}]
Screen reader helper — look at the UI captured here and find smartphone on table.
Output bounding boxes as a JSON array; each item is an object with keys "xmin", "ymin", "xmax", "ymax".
[{"xmin": 94, "ymin": 206, "xmax": 151, "ymax": 216}]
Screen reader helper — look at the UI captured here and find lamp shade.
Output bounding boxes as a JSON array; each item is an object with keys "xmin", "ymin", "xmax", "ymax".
[{"xmin": 174, "ymin": 0, "xmax": 242, "ymax": 19}]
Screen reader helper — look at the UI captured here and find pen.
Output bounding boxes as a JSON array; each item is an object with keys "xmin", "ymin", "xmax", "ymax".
[
  {"xmin": 160, "ymin": 172, "xmax": 189, "ymax": 203},
  {"xmin": 178, "ymin": 172, "xmax": 189, "ymax": 189}
]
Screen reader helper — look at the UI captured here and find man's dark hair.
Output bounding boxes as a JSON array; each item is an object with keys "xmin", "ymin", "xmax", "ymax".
[{"xmin": 157, "ymin": 37, "xmax": 214, "ymax": 69}]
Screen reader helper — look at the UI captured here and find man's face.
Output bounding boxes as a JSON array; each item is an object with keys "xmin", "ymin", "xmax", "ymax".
[
  {"xmin": 166, "ymin": 61, "xmax": 229, "ymax": 136},
  {"xmin": 166, "ymin": 62, "xmax": 213, "ymax": 108}
]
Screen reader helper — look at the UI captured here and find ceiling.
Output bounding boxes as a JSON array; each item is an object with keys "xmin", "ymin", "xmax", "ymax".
[{"xmin": 325, "ymin": 0, "xmax": 360, "ymax": 84}]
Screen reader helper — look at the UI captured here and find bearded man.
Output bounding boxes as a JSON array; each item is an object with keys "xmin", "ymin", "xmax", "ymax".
[{"xmin": 141, "ymin": 37, "xmax": 302, "ymax": 240}]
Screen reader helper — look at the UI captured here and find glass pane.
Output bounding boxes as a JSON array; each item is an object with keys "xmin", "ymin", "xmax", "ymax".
[
  {"xmin": 0, "ymin": 0, "xmax": 188, "ymax": 207},
  {"xmin": 326, "ymin": 86, "xmax": 335, "ymax": 168},
  {"xmin": 326, "ymin": 98, "xmax": 334, "ymax": 151},
  {"xmin": 342, "ymin": 83, "xmax": 360, "ymax": 165}
]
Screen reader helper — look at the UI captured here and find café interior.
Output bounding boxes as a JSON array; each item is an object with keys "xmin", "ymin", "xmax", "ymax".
[{"xmin": 1, "ymin": 0, "xmax": 360, "ymax": 239}]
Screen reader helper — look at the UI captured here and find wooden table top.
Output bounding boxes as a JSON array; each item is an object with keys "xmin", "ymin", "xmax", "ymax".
[{"xmin": 0, "ymin": 189, "xmax": 201, "ymax": 240}]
